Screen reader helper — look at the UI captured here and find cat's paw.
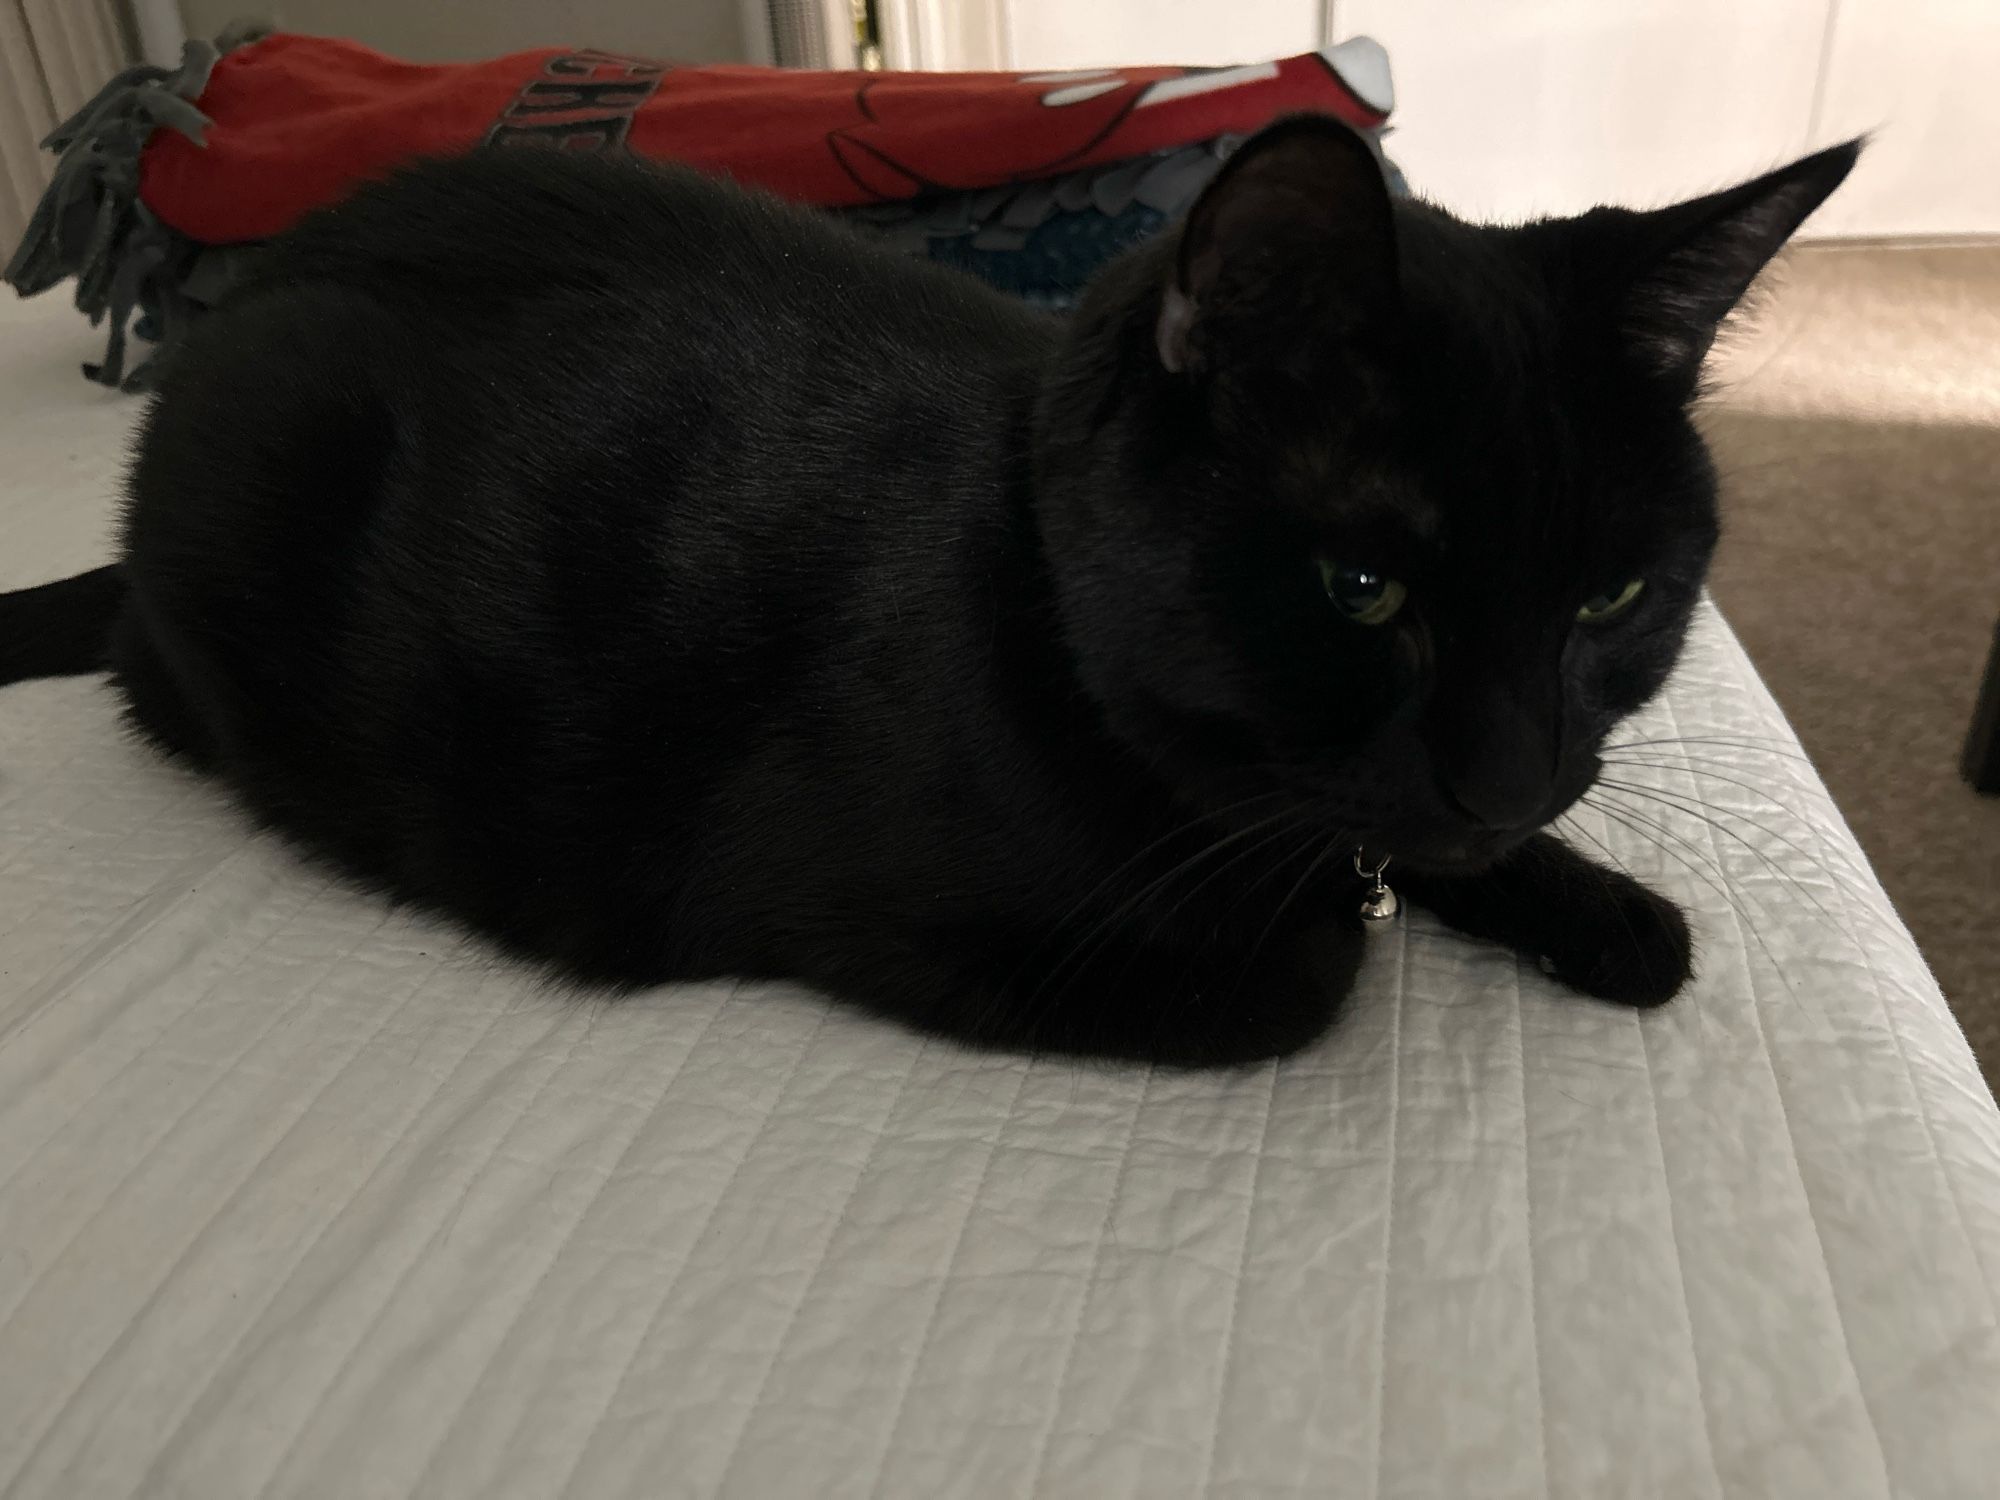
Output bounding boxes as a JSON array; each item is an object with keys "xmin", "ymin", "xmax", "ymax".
[{"xmin": 1539, "ymin": 873, "xmax": 1693, "ymax": 1008}]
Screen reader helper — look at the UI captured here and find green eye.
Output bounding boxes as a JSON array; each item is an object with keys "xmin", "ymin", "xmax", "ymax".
[
  {"xmin": 1318, "ymin": 559, "xmax": 1407, "ymax": 626},
  {"xmin": 1578, "ymin": 578, "xmax": 1646, "ymax": 623}
]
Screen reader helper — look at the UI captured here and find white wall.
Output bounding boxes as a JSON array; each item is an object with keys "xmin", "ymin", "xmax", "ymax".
[
  {"xmin": 1004, "ymin": 0, "xmax": 1319, "ymax": 71},
  {"xmin": 1807, "ymin": 0, "xmax": 2000, "ymax": 237},
  {"xmin": 169, "ymin": 0, "xmax": 2000, "ymax": 237},
  {"xmin": 1334, "ymin": 0, "xmax": 2000, "ymax": 237},
  {"xmin": 177, "ymin": 0, "xmax": 752, "ymax": 66},
  {"xmin": 1335, "ymin": 0, "xmax": 1827, "ymax": 221},
  {"xmin": 990, "ymin": 0, "xmax": 2000, "ymax": 238},
  {"xmin": 4, "ymin": 2, "xmax": 132, "ymax": 248}
]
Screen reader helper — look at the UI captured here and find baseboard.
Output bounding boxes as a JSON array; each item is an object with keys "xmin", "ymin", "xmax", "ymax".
[{"xmin": 1794, "ymin": 232, "xmax": 2000, "ymax": 251}]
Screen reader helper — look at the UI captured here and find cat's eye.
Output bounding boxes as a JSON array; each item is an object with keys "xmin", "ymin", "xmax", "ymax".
[
  {"xmin": 1318, "ymin": 559, "xmax": 1407, "ymax": 626},
  {"xmin": 1577, "ymin": 578, "xmax": 1646, "ymax": 624}
]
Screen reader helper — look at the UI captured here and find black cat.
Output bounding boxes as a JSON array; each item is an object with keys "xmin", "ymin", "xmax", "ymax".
[{"xmin": 0, "ymin": 118, "xmax": 1855, "ymax": 1065}]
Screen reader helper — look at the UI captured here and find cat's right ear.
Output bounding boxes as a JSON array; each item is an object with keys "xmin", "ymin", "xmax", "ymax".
[
  {"xmin": 1613, "ymin": 139, "xmax": 1861, "ymax": 386},
  {"xmin": 1157, "ymin": 115, "xmax": 1399, "ymax": 376}
]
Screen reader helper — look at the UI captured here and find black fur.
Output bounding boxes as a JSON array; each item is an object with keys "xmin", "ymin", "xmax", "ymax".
[
  {"xmin": 0, "ymin": 121, "xmax": 1857, "ymax": 1064},
  {"xmin": 0, "ymin": 565, "xmax": 124, "ymax": 679}
]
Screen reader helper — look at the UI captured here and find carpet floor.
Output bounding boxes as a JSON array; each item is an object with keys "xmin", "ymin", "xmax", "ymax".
[{"xmin": 1702, "ymin": 243, "xmax": 2000, "ymax": 1090}]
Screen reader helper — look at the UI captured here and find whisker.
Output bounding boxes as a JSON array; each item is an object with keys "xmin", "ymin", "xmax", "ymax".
[
  {"xmin": 1007, "ymin": 789, "xmax": 1292, "ymax": 981},
  {"xmin": 1231, "ymin": 833, "xmax": 1349, "ymax": 1002},
  {"xmin": 1581, "ymin": 795, "xmax": 1797, "ymax": 993},
  {"xmin": 1581, "ymin": 795, "xmax": 1726, "ymax": 894},
  {"xmin": 1223, "ymin": 824, "xmax": 1334, "ymax": 921},
  {"xmin": 1596, "ymin": 757, "xmax": 1855, "ymax": 905},
  {"xmin": 1018, "ymin": 798, "xmax": 1312, "ymax": 1017},
  {"xmin": 1133, "ymin": 812, "xmax": 1322, "ymax": 952},
  {"xmin": 1599, "ymin": 757, "xmax": 1827, "ymax": 841},
  {"xmin": 1601, "ymin": 754, "xmax": 1816, "ymax": 805},
  {"xmin": 1144, "ymin": 820, "xmax": 1333, "ymax": 1053},
  {"xmin": 1554, "ymin": 810, "xmax": 1634, "ymax": 877},
  {"xmin": 1596, "ymin": 777, "xmax": 1840, "ymax": 911},
  {"xmin": 1583, "ymin": 792, "xmax": 1817, "ymax": 1027},
  {"xmin": 1557, "ymin": 809, "xmax": 1738, "ymax": 1045},
  {"xmin": 1601, "ymin": 733, "xmax": 1814, "ymax": 764},
  {"xmin": 1543, "ymin": 812, "xmax": 1655, "ymax": 961},
  {"xmin": 1591, "ymin": 776, "xmax": 1841, "ymax": 926}
]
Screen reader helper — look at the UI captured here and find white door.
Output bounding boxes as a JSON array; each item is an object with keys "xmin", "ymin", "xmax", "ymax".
[{"xmin": 975, "ymin": 0, "xmax": 2000, "ymax": 237}]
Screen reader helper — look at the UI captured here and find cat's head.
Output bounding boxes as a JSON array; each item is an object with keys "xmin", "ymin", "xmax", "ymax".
[{"xmin": 1034, "ymin": 116, "xmax": 1856, "ymax": 870}]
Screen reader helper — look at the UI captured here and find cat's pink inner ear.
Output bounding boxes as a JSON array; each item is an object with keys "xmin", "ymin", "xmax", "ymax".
[{"xmin": 1156, "ymin": 285, "xmax": 1196, "ymax": 373}]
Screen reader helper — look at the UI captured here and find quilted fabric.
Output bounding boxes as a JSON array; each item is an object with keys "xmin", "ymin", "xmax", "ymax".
[{"xmin": 2, "ymin": 292, "xmax": 1997, "ymax": 1500}]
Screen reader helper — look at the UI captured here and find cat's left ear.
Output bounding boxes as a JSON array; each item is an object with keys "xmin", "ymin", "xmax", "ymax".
[
  {"xmin": 1157, "ymin": 114, "xmax": 1399, "ymax": 376},
  {"xmin": 1619, "ymin": 139, "xmax": 1862, "ymax": 385}
]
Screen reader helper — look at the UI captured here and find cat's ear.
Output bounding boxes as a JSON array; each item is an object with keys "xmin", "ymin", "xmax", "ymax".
[
  {"xmin": 1618, "ymin": 140, "xmax": 1861, "ymax": 384},
  {"xmin": 1156, "ymin": 115, "xmax": 1398, "ymax": 376}
]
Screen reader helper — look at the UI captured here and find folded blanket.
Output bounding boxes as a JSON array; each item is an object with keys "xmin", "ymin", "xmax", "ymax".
[{"xmin": 3, "ymin": 30, "xmax": 1395, "ymax": 389}]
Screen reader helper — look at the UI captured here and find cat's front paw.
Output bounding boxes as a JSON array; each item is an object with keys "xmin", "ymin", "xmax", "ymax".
[{"xmin": 1540, "ymin": 872, "xmax": 1693, "ymax": 1008}]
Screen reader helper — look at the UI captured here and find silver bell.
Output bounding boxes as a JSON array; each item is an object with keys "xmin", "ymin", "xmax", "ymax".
[
  {"xmin": 1354, "ymin": 850, "xmax": 1399, "ymax": 925},
  {"xmin": 1359, "ymin": 885, "xmax": 1400, "ymax": 924}
]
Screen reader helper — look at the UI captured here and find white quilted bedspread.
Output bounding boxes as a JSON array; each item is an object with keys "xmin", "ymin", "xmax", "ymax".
[{"xmin": 3, "ymin": 294, "xmax": 1998, "ymax": 1500}]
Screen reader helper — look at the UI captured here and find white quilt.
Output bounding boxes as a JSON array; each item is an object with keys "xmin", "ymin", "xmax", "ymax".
[{"xmin": 3, "ymin": 293, "xmax": 1997, "ymax": 1500}]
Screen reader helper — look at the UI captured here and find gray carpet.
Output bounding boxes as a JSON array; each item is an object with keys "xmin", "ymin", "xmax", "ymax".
[{"xmin": 1702, "ymin": 243, "xmax": 2000, "ymax": 1088}]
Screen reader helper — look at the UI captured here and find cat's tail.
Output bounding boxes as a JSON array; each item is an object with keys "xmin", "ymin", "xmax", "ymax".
[{"xmin": 0, "ymin": 565, "xmax": 126, "ymax": 684}]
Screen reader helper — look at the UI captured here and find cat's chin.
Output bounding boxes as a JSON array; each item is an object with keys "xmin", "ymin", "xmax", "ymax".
[
  {"xmin": 1385, "ymin": 782, "xmax": 1596, "ymax": 874},
  {"xmin": 1384, "ymin": 827, "xmax": 1542, "ymax": 876}
]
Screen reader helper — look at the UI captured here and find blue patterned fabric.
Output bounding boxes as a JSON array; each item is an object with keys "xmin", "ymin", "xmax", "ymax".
[{"xmin": 837, "ymin": 136, "xmax": 1406, "ymax": 309}]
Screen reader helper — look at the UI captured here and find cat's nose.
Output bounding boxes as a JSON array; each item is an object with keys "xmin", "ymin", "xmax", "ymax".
[
  {"xmin": 1441, "ymin": 761, "xmax": 1549, "ymax": 832},
  {"xmin": 1436, "ymin": 689, "xmax": 1555, "ymax": 831}
]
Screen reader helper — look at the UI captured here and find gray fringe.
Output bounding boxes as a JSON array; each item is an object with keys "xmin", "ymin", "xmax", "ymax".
[
  {"xmin": 842, "ymin": 141, "xmax": 1237, "ymax": 256},
  {"xmin": 2, "ymin": 40, "xmax": 223, "ymax": 390},
  {"xmin": 3, "ymin": 31, "xmax": 1404, "ymax": 392}
]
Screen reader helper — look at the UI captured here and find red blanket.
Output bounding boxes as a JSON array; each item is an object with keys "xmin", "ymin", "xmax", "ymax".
[
  {"xmin": 6, "ymin": 31, "xmax": 1392, "ymax": 388},
  {"xmin": 142, "ymin": 35, "xmax": 1389, "ymax": 245}
]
